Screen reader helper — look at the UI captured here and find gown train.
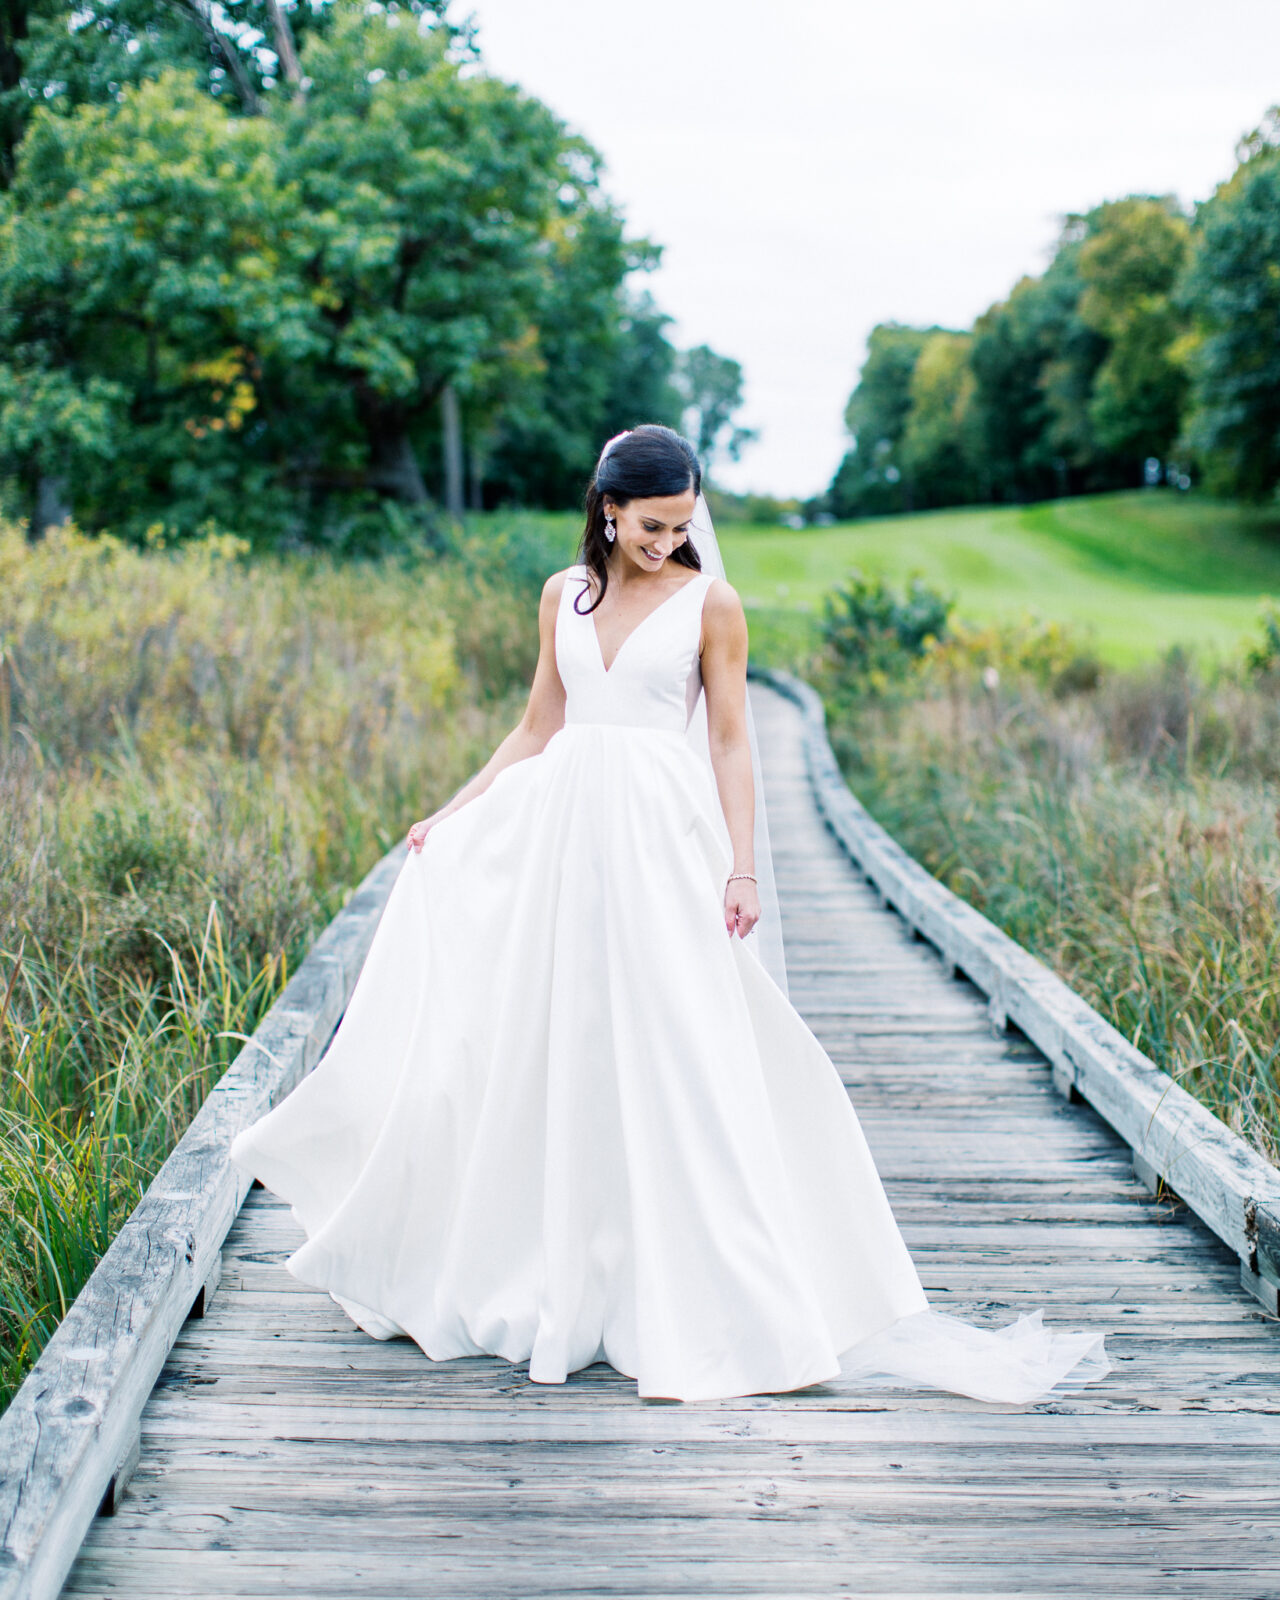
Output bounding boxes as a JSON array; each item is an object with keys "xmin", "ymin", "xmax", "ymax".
[{"xmin": 230, "ymin": 565, "xmax": 1111, "ymax": 1404}]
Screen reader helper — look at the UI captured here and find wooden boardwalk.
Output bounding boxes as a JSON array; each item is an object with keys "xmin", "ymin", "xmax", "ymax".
[{"xmin": 61, "ymin": 684, "xmax": 1280, "ymax": 1598}]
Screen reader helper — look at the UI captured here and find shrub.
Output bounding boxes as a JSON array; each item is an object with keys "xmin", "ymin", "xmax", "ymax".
[
  {"xmin": 819, "ymin": 571, "xmax": 953, "ymax": 692},
  {"xmin": 1246, "ymin": 600, "xmax": 1280, "ymax": 677},
  {"xmin": 824, "ymin": 626, "xmax": 1280, "ymax": 1164}
]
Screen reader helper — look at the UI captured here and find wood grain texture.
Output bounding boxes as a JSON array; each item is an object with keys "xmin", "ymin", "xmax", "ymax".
[
  {"xmin": 758, "ymin": 667, "xmax": 1280, "ymax": 1313},
  {"xmin": 0, "ymin": 848, "xmax": 405, "ymax": 1600},
  {"xmin": 46, "ymin": 683, "xmax": 1280, "ymax": 1597}
]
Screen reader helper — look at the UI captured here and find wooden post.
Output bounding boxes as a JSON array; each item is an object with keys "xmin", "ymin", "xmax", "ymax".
[
  {"xmin": 755, "ymin": 666, "xmax": 1280, "ymax": 1317},
  {"xmin": 187, "ymin": 1249, "xmax": 223, "ymax": 1320},
  {"xmin": 94, "ymin": 1426, "xmax": 140, "ymax": 1519},
  {"xmin": 0, "ymin": 847, "xmax": 404, "ymax": 1600}
]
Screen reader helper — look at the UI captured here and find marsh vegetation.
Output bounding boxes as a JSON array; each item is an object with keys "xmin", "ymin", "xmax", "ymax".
[
  {"xmin": 0, "ymin": 520, "xmax": 543, "ymax": 1405},
  {"xmin": 812, "ymin": 571, "xmax": 1280, "ymax": 1166}
]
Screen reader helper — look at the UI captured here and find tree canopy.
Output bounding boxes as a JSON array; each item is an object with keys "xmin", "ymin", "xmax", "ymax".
[
  {"xmin": 676, "ymin": 345, "xmax": 757, "ymax": 477},
  {"xmin": 1180, "ymin": 113, "xmax": 1280, "ymax": 501},
  {"xmin": 826, "ymin": 128, "xmax": 1280, "ymax": 517},
  {"xmin": 0, "ymin": 0, "xmax": 750, "ymax": 543}
]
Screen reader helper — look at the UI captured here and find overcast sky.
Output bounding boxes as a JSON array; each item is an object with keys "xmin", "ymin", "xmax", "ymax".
[{"xmin": 468, "ymin": 0, "xmax": 1280, "ymax": 497}]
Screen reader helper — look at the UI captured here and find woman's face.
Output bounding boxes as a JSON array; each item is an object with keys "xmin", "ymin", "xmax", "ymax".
[{"xmin": 604, "ymin": 489, "xmax": 698, "ymax": 573}]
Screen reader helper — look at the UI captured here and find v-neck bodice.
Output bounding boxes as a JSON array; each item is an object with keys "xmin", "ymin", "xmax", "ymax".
[{"xmin": 555, "ymin": 564, "xmax": 715, "ymax": 732}]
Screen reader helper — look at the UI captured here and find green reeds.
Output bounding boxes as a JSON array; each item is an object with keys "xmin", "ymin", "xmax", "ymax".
[
  {"xmin": 826, "ymin": 637, "xmax": 1280, "ymax": 1164},
  {"xmin": 0, "ymin": 521, "xmax": 539, "ymax": 1407},
  {"xmin": 0, "ymin": 908, "xmax": 280, "ymax": 1398}
]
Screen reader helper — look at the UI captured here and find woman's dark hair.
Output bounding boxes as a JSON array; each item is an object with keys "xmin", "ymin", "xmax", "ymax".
[{"xmin": 575, "ymin": 424, "xmax": 702, "ymax": 615}]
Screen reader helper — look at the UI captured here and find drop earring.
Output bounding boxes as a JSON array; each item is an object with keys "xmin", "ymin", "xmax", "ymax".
[{"xmin": 604, "ymin": 514, "xmax": 616, "ymax": 544}]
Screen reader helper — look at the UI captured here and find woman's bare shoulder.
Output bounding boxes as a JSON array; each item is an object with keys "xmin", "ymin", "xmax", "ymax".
[
  {"xmin": 702, "ymin": 575, "xmax": 746, "ymax": 626},
  {"xmin": 699, "ymin": 577, "xmax": 748, "ymax": 658},
  {"xmin": 539, "ymin": 565, "xmax": 586, "ymax": 609}
]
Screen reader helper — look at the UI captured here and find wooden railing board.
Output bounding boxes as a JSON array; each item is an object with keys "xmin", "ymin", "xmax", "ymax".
[
  {"xmin": 0, "ymin": 847, "xmax": 404, "ymax": 1600},
  {"xmin": 50, "ymin": 681, "xmax": 1280, "ymax": 1598},
  {"xmin": 755, "ymin": 669, "xmax": 1280, "ymax": 1319},
  {"xmin": 7, "ymin": 668, "xmax": 1280, "ymax": 1598}
]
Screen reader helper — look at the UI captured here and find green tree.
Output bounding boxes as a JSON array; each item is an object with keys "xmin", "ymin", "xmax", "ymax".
[
  {"xmin": 484, "ymin": 271, "xmax": 682, "ymax": 511},
  {"xmin": 0, "ymin": 0, "xmax": 393, "ymax": 146},
  {"xmin": 0, "ymin": 0, "xmax": 41, "ymax": 187},
  {"xmin": 1182, "ymin": 111, "xmax": 1280, "ymax": 500},
  {"xmin": 899, "ymin": 330, "xmax": 978, "ymax": 508},
  {"xmin": 676, "ymin": 344, "xmax": 756, "ymax": 478},
  {"xmin": 970, "ymin": 203, "xmax": 1190, "ymax": 501},
  {"xmin": 969, "ymin": 254, "xmax": 1094, "ymax": 502},
  {"xmin": 0, "ymin": 70, "xmax": 314, "ymax": 536},
  {"xmin": 0, "ymin": 0, "xmax": 736, "ymax": 535},
  {"xmin": 829, "ymin": 323, "xmax": 936, "ymax": 516},
  {"xmin": 1077, "ymin": 197, "xmax": 1191, "ymax": 466},
  {"xmin": 1, "ymin": 0, "xmax": 294, "ymax": 166},
  {"xmin": 829, "ymin": 200, "xmax": 1197, "ymax": 517},
  {"xmin": 602, "ymin": 293, "xmax": 685, "ymax": 449},
  {"xmin": 1035, "ymin": 223, "xmax": 1113, "ymax": 489},
  {"xmin": 0, "ymin": 3, "xmax": 629, "ymax": 537},
  {"xmin": 272, "ymin": 5, "xmax": 568, "ymax": 506}
]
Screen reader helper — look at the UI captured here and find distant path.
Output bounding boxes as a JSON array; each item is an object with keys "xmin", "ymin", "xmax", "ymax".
[{"xmin": 62, "ymin": 684, "xmax": 1280, "ymax": 1599}]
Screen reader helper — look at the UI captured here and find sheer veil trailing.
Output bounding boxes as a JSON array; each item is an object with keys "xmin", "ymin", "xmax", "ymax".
[
  {"xmin": 685, "ymin": 492, "xmax": 1109, "ymax": 1398},
  {"xmin": 581, "ymin": 434, "xmax": 1110, "ymax": 1399},
  {"xmin": 224, "ymin": 426, "xmax": 1112, "ymax": 1408},
  {"xmin": 684, "ymin": 490, "xmax": 788, "ymax": 996}
]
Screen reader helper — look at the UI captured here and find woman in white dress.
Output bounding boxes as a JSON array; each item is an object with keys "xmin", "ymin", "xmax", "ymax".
[{"xmin": 229, "ymin": 425, "xmax": 1110, "ymax": 1404}]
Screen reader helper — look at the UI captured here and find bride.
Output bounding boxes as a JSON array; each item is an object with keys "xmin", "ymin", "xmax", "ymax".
[{"xmin": 229, "ymin": 424, "xmax": 1110, "ymax": 1405}]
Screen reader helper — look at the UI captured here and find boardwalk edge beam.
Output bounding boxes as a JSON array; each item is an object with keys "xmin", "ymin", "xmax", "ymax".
[
  {"xmin": 0, "ymin": 849, "xmax": 405, "ymax": 1600},
  {"xmin": 8, "ymin": 675, "xmax": 1280, "ymax": 1600},
  {"xmin": 756, "ymin": 668, "xmax": 1280, "ymax": 1315}
]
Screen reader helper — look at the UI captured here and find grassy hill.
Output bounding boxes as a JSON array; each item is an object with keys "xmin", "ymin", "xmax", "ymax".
[
  {"xmin": 508, "ymin": 490, "xmax": 1280, "ymax": 665},
  {"xmin": 719, "ymin": 491, "xmax": 1280, "ymax": 665}
]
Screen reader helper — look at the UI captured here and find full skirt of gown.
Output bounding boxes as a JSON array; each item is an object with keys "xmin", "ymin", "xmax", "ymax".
[{"xmin": 230, "ymin": 568, "xmax": 1111, "ymax": 1403}]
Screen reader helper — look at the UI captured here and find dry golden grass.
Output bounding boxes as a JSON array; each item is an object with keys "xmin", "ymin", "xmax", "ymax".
[
  {"xmin": 0, "ymin": 522, "xmax": 540, "ymax": 1406},
  {"xmin": 824, "ymin": 632, "xmax": 1280, "ymax": 1165}
]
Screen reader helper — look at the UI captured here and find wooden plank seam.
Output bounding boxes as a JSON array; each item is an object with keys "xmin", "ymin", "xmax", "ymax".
[
  {"xmin": 753, "ymin": 668, "xmax": 1280, "ymax": 1321},
  {"xmin": 8, "ymin": 670, "xmax": 1280, "ymax": 1600},
  {"xmin": 0, "ymin": 849, "xmax": 405, "ymax": 1600}
]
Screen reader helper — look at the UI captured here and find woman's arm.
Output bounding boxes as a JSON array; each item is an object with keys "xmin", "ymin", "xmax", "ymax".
[
  {"xmin": 408, "ymin": 572, "xmax": 569, "ymax": 850},
  {"xmin": 699, "ymin": 578, "xmax": 761, "ymax": 939}
]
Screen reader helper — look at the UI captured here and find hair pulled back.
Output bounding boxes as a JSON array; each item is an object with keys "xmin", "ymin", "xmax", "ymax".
[{"xmin": 576, "ymin": 424, "xmax": 703, "ymax": 615}]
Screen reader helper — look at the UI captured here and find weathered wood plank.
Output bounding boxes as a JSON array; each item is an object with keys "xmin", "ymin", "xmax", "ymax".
[
  {"xmin": 0, "ymin": 850, "xmax": 406, "ymax": 1600},
  {"xmin": 757, "ymin": 670, "xmax": 1280, "ymax": 1307},
  {"xmin": 112, "ymin": 1389, "xmax": 1280, "ymax": 1444},
  {"xmin": 60, "ymin": 1549, "xmax": 1280, "ymax": 1600},
  {"xmin": 47, "ymin": 678, "xmax": 1280, "ymax": 1599}
]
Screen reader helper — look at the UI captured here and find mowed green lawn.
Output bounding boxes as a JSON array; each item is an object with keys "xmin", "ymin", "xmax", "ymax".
[
  {"xmin": 488, "ymin": 491, "xmax": 1280, "ymax": 665},
  {"xmin": 720, "ymin": 491, "xmax": 1280, "ymax": 664}
]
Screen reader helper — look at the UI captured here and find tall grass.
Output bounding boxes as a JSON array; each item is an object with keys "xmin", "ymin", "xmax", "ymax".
[
  {"xmin": 0, "ymin": 521, "xmax": 543, "ymax": 1407},
  {"xmin": 820, "ymin": 625, "xmax": 1280, "ymax": 1165}
]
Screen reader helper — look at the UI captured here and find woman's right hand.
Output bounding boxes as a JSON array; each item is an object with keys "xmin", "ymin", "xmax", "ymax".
[{"xmin": 406, "ymin": 811, "xmax": 450, "ymax": 852}]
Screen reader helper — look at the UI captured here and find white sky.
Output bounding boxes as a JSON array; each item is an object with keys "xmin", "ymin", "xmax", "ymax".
[{"xmin": 468, "ymin": 0, "xmax": 1280, "ymax": 498}]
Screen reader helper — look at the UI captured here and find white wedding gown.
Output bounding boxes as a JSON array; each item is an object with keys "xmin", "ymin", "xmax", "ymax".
[{"xmin": 229, "ymin": 567, "xmax": 1111, "ymax": 1404}]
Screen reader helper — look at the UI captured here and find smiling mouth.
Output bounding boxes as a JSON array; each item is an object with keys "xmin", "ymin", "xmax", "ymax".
[{"xmin": 641, "ymin": 546, "xmax": 665, "ymax": 562}]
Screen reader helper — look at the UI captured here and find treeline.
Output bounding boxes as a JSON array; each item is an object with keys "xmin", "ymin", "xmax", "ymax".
[
  {"xmin": 824, "ymin": 115, "xmax": 1280, "ymax": 519},
  {"xmin": 0, "ymin": 0, "xmax": 749, "ymax": 547}
]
